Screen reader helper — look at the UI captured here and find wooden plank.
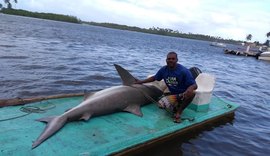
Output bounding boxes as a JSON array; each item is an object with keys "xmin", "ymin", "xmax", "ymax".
[
  {"xmin": 0, "ymin": 93, "xmax": 84, "ymax": 107},
  {"xmin": 114, "ymin": 111, "xmax": 235, "ymax": 156}
]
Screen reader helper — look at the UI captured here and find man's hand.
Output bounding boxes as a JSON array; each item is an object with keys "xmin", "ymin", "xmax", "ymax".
[
  {"xmin": 183, "ymin": 84, "xmax": 197, "ymax": 99},
  {"xmin": 134, "ymin": 76, "xmax": 155, "ymax": 84},
  {"xmin": 134, "ymin": 79, "xmax": 143, "ymax": 84}
]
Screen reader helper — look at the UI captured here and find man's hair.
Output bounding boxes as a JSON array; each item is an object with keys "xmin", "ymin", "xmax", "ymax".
[{"xmin": 167, "ymin": 51, "xmax": 178, "ymax": 59}]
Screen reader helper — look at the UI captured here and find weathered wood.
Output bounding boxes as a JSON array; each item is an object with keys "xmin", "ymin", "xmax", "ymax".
[
  {"xmin": 114, "ymin": 111, "xmax": 235, "ymax": 156},
  {"xmin": 0, "ymin": 93, "xmax": 85, "ymax": 107}
]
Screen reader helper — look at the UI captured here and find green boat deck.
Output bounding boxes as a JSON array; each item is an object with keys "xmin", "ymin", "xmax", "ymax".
[{"xmin": 0, "ymin": 96, "xmax": 239, "ymax": 156}]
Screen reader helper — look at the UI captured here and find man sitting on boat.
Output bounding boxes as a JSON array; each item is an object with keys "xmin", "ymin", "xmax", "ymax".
[{"xmin": 135, "ymin": 51, "xmax": 197, "ymax": 123}]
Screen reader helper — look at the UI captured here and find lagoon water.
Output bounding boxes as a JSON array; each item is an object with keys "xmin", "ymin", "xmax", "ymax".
[{"xmin": 0, "ymin": 14, "xmax": 269, "ymax": 155}]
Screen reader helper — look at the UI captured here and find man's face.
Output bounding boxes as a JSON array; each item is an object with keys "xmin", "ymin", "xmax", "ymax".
[{"xmin": 166, "ymin": 54, "xmax": 178, "ymax": 68}]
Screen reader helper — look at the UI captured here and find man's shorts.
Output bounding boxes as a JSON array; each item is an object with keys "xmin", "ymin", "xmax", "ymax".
[{"xmin": 158, "ymin": 94, "xmax": 184, "ymax": 113}]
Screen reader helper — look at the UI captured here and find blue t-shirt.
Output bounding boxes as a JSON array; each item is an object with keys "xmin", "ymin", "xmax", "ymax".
[{"xmin": 154, "ymin": 64, "xmax": 196, "ymax": 94}]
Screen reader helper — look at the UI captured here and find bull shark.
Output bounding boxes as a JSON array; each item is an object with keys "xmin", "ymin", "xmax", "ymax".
[{"xmin": 32, "ymin": 64, "xmax": 167, "ymax": 149}]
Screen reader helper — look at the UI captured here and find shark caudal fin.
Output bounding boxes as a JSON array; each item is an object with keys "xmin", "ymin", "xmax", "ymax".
[
  {"xmin": 114, "ymin": 64, "xmax": 136, "ymax": 86},
  {"xmin": 32, "ymin": 116, "xmax": 67, "ymax": 149}
]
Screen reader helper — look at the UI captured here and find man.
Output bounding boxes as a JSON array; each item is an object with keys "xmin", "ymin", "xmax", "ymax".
[{"xmin": 135, "ymin": 51, "xmax": 197, "ymax": 123}]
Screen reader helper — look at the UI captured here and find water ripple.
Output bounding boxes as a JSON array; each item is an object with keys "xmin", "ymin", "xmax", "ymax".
[
  {"xmin": 0, "ymin": 56, "xmax": 28, "ymax": 59},
  {"xmin": 1, "ymin": 14, "xmax": 270, "ymax": 155}
]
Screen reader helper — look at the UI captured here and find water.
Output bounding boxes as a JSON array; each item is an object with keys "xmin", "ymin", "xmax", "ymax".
[{"xmin": 1, "ymin": 14, "xmax": 269, "ymax": 155}]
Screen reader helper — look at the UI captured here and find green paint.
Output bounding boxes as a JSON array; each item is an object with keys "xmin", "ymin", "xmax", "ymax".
[
  {"xmin": 0, "ymin": 96, "xmax": 239, "ymax": 155},
  {"xmin": 188, "ymin": 103, "xmax": 209, "ymax": 112}
]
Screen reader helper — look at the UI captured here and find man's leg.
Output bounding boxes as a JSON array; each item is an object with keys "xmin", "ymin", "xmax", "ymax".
[{"xmin": 174, "ymin": 93, "xmax": 195, "ymax": 123}]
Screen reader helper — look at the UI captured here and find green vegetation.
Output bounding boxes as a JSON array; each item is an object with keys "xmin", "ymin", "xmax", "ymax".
[
  {"xmin": 0, "ymin": 5, "xmax": 268, "ymax": 45},
  {"xmin": 246, "ymin": 34, "xmax": 252, "ymax": 41},
  {"xmin": 264, "ymin": 32, "xmax": 270, "ymax": 46},
  {"xmin": 0, "ymin": 8, "xmax": 81, "ymax": 24},
  {"xmin": 84, "ymin": 21, "xmax": 242, "ymax": 44}
]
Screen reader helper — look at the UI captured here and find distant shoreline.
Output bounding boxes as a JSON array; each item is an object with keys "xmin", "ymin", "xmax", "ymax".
[
  {"xmin": 84, "ymin": 21, "xmax": 244, "ymax": 44},
  {"xmin": 0, "ymin": 8, "xmax": 81, "ymax": 24},
  {"xmin": 0, "ymin": 8, "xmax": 242, "ymax": 44}
]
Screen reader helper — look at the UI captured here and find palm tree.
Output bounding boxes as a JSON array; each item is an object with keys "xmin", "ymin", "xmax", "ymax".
[
  {"xmin": 3, "ymin": 0, "xmax": 17, "ymax": 9},
  {"xmin": 267, "ymin": 32, "xmax": 270, "ymax": 38},
  {"xmin": 246, "ymin": 34, "xmax": 252, "ymax": 41},
  {"xmin": 265, "ymin": 32, "xmax": 270, "ymax": 47},
  {"xmin": 245, "ymin": 34, "xmax": 252, "ymax": 53}
]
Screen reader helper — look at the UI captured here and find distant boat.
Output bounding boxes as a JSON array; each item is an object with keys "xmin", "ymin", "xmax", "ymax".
[
  {"xmin": 258, "ymin": 51, "xmax": 270, "ymax": 61},
  {"xmin": 210, "ymin": 42, "xmax": 227, "ymax": 48}
]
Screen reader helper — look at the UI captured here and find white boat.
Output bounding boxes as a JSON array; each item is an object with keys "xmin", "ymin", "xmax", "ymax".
[
  {"xmin": 210, "ymin": 42, "xmax": 227, "ymax": 48},
  {"xmin": 258, "ymin": 51, "xmax": 270, "ymax": 61}
]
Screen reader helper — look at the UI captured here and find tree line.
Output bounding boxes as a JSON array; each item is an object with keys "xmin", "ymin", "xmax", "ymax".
[
  {"xmin": 0, "ymin": 8, "xmax": 81, "ymax": 23},
  {"xmin": 0, "ymin": 0, "xmax": 80, "ymax": 23},
  {"xmin": 1, "ymin": 0, "xmax": 269, "ymax": 45},
  {"xmin": 246, "ymin": 33, "xmax": 270, "ymax": 47},
  {"xmin": 84, "ymin": 21, "xmax": 242, "ymax": 44}
]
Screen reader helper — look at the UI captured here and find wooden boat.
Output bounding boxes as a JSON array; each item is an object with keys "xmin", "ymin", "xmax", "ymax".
[{"xmin": 0, "ymin": 93, "xmax": 239, "ymax": 155}]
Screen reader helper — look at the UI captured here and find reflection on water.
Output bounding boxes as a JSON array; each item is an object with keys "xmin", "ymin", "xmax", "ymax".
[{"xmin": 0, "ymin": 14, "xmax": 270, "ymax": 155}]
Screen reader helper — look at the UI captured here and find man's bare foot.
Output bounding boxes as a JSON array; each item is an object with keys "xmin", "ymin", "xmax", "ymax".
[{"xmin": 173, "ymin": 113, "xmax": 182, "ymax": 123}]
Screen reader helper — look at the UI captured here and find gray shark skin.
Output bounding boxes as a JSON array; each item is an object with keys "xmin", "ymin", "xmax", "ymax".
[{"xmin": 32, "ymin": 64, "xmax": 165, "ymax": 149}]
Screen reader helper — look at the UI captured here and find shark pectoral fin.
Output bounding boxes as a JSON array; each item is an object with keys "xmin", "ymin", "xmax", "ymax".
[
  {"xmin": 114, "ymin": 64, "xmax": 136, "ymax": 86},
  {"xmin": 80, "ymin": 113, "xmax": 92, "ymax": 121},
  {"xmin": 83, "ymin": 92, "xmax": 95, "ymax": 100},
  {"xmin": 124, "ymin": 105, "xmax": 143, "ymax": 117},
  {"xmin": 36, "ymin": 116, "xmax": 57, "ymax": 123}
]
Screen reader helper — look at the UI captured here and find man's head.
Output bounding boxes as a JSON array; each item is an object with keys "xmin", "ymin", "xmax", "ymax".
[{"xmin": 166, "ymin": 51, "xmax": 178, "ymax": 69}]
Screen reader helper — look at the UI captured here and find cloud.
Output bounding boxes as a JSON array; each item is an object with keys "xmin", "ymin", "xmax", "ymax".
[{"xmin": 16, "ymin": 0, "xmax": 270, "ymax": 42}]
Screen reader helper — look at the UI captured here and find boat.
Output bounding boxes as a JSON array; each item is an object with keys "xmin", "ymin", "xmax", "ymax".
[
  {"xmin": 224, "ymin": 49, "xmax": 257, "ymax": 57},
  {"xmin": 0, "ymin": 73, "xmax": 239, "ymax": 155},
  {"xmin": 257, "ymin": 51, "xmax": 270, "ymax": 61},
  {"xmin": 0, "ymin": 95, "xmax": 239, "ymax": 155},
  {"xmin": 210, "ymin": 42, "xmax": 227, "ymax": 48}
]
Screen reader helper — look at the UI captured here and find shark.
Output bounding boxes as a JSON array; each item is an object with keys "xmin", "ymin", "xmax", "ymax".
[{"xmin": 32, "ymin": 64, "xmax": 167, "ymax": 149}]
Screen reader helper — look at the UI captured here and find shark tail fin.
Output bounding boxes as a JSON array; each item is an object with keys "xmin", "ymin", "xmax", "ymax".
[
  {"xmin": 32, "ymin": 116, "xmax": 67, "ymax": 149},
  {"xmin": 114, "ymin": 64, "xmax": 137, "ymax": 86}
]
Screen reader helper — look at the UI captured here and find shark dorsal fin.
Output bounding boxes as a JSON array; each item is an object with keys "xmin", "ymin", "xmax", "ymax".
[
  {"xmin": 83, "ymin": 92, "xmax": 95, "ymax": 101},
  {"xmin": 114, "ymin": 64, "xmax": 136, "ymax": 86}
]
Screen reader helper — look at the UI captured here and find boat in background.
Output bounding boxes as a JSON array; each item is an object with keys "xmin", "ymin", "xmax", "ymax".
[
  {"xmin": 210, "ymin": 42, "xmax": 227, "ymax": 48},
  {"xmin": 257, "ymin": 51, "xmax": 270, "ymax": 61}
]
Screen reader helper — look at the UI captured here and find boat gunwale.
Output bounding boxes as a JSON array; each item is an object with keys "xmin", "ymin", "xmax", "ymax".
[{"xmin": 0, "ymin": 93, "xmax": 85, "ymax": 107}]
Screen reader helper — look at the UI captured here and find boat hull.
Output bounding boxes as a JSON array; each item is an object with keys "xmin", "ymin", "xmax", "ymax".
[
  {"xmin": 258, "ymin": 56, "xmax": 270, "ymax": 61},
  {"xmin": 0, "ymin": 95, "xmax": 239, "ymax": 155},
  {"xmin": 258, "ymin": 51, "xmax": 270, "ymax": 61}
]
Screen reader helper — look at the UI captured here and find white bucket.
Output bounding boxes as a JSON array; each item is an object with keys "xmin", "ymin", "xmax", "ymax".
[{"xmin": 190, "ymin": 73, "xmax": 215, "ymax": 111}]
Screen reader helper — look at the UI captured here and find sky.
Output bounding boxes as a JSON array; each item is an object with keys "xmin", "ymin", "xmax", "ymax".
[{"xmin": 5, "ymin": 0, "xmax": 270, "ymax": 42}]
